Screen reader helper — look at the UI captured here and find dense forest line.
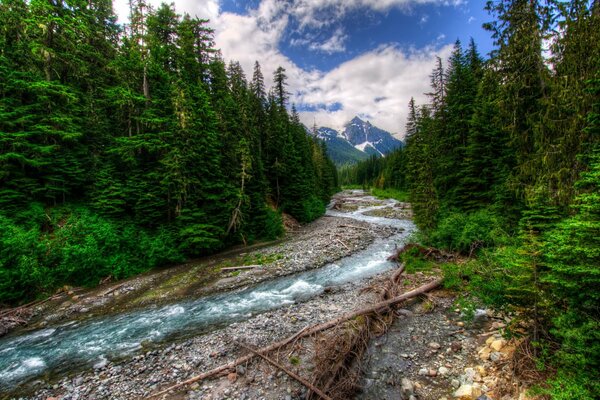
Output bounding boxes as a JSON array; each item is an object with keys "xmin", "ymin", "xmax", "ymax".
[
  {"xmin": 0, "ymin": 0, "xmax": 338, "ymax": 305},
  {"xmin": 344, "ymin": 1, "xmax": 599, "ymax": 398}
]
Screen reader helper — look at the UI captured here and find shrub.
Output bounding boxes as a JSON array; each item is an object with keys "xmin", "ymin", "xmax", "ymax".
[{"xmin": 427, "ymin": 209, "xmax": 509, "ymax": 254}]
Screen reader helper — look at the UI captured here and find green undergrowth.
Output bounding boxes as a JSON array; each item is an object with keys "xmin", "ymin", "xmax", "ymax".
[
  {"xmin": 370, "ymin": 187, "xmax": 409, "ymax": 203},
  {"xmin": 0, "ymin": 205, "xmax": 184, "ymax": 305},
  {"xmin": 216, "ymin": 252, "xmax": 284, "ymax": 271}
]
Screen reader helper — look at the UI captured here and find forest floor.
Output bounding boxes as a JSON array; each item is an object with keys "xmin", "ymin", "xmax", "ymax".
[{"xmin": 5, "ymin": 192, "xmax": 526, "ymax": 400}]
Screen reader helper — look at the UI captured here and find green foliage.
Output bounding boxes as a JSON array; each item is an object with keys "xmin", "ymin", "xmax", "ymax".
[
  {"xmin": 0, "ymin": 1, "xmax": 337, "ymax": 304},
  {"xmin": 0, "ymin": 206, "xmax": 183, "ymax": 305},
  {"xmin": 370, "ymin": 188, "xmax": 409, "ymax": 202},
  {"xmin": 355, "ymin": 2, "xmax": 600, "ymax": 394},
  {"xmin": 426, "ymin": 210, "xmax": 509, "ymax": 255}
]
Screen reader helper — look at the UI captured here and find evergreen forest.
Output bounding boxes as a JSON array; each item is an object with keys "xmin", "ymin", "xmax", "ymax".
[
  {"xmin": 343, "ymin": 1, "xmax": 599, "ymax": 398},
  {"xmin": 0, "ymin": 0, "xmax": 337, "ymax": 305}
]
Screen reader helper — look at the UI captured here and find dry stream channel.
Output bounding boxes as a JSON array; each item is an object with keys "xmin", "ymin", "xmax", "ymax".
[{"xmin": 0, "ymin": 191, "xmax": 416, "ymax": 397}]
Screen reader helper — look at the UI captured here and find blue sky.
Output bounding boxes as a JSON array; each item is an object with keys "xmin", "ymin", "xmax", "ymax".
[{"xmin": 114, "ymin": 0, "xmax": 495, "ymax": 137}]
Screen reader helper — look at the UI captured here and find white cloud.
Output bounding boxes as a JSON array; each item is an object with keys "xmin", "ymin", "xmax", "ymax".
[
  {"xmin": 112, "ymin": 0, "xmax": 459, "ymax": 137},
  {"xmin": 308, "ymin": 28, "xmax": 347, "ymax": 53},
  {"xmin": 113, "ymin": 0, "xmax": 221, "ymax": 23},
  {"xmin": 297, "ymin": 44, "xmax": 454, "ymax": 136}
]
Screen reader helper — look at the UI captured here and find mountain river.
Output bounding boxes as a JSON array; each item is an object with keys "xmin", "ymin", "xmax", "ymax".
[{"xmin": 0, "ymin": 194, "xmax": 415, "ymax": 393}]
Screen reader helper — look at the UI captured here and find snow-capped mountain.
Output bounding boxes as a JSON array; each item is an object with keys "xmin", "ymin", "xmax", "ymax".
[{"xmin": 311, "ymin": 116, "xmax": 403, "ymax": 165}]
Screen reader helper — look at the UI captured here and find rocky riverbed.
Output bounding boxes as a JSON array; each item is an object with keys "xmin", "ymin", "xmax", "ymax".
[{"xmin": 3, "ymin": 191, "xmax": 521, "ymax": 400}]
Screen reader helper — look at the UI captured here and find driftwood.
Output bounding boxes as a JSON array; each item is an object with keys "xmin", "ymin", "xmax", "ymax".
[
  {"xmin": 335, "ymin": 239, "xmax": 351, "ymax": 251},
  {"xmin": 238, "ymin": 342, "xmax": 332, "ymax": 400},
  {"xmin": 147, "ymin": 278, "xmax": 442, "ymax": 399},
  {"xmin": 308, "ymin": 262, "xmax": 407, "ymax": 399},
  {"xmin": 0, "ymin": 292, "xmax": 68, "ymax": 318},
  {"xmin": 220, "ymin": 265, "xmax": 261, "ymax": 272},
  {"xmin": 338, "ymin": 224, "xmax": 369, "ymax": 231},
  {"xmin": 387, "ymin": 243, "xmax": 455, "ymax": 263},
  {"xmin": 100, "ymin": 283, "xmax": 126, "ymax": 297}
]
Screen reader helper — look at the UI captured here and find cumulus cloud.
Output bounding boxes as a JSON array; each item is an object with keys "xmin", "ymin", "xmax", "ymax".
[
  {"xmin": 113, "ymin": 0, "xmax": 221, "ymax": 23},
  {"xmin": 308, "ymin": 28, "xmax": 347, "ymax": 53},
  {"xmin": 113, "ymin": 0, "xmax": 459, "ymax": 137},
  {"xmin": 296, "ymin": 44, "xmax": 453, "ymax": 136}
]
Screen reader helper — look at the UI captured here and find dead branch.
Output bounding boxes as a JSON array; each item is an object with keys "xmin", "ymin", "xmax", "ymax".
[
  {"xmin": 220, "ymin": 265, "xmax": 261, "ymax": 272},
  {"xmin": 100, "ymin": 283, "xmax": 126, "ymax": 297},
  {"xmin": 0, "ymin": 292, "xmax": 66, "ymax": 318},
  {"xmin": 338, "ymin": 224, "xmax": 369, "ymax": 231},
  {"xmin": 389, "ymin": 243, "xmax": 456, "ymax": 263},
  {"xmin": 238, "ymin": 342, "xmax": 332, "ymax": 400},
  {"xmin": 147, "ymin": 278, "xmax": 441, "ymax": 399},
  {"xmin": 335, "ymin": 239, "xmax": 351, "ymax": 251}
]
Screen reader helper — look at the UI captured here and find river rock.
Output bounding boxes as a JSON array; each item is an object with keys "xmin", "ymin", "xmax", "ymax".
[
  {"xmin": 451, "ymin": 341, "xmax": 463, "ymax": 352},
  {"xmin": 428, "ymin": 342, "xmax": 441, "ymax": 350},
  {"xmin": 454, "ymin": 384, "xmax": 482, "ymax": 399},
  {"xmin": 401, "ymin": 378, "xmax": 414, "ymax": 398},
  {"xmin": 478, "ymin": 347, "xmax": 491, "ymax": 361},
  {"xmin": 490, "ymin": 339, "xmax": 505, "ymax": 352}
]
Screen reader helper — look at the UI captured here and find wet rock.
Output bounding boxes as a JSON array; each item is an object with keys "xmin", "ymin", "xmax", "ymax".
[{"xmin": 93, "ymin": 358, "xmax": 108, "ymax": 370}]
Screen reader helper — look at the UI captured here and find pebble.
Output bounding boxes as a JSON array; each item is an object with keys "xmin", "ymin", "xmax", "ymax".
[
  {"xmin": 418, "ymin": 368, "xmax": 429, "ymax": 376},
  {"xmin": 428, "ymin": 342, "xmax": 441, "ymax": 350},
  {"xmin": 438, "ymin": 366, "xmax": 450, "ymax": 376}
]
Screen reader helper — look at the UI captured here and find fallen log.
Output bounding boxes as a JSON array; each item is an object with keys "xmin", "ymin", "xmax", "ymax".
[
  {"xmin": 100, "ymin": 283, "xmax": 126, "ymax": 297},
  {"xmin": 238, "ymin": 342, "xmax": 332, "ymax": 400},
  {"xmin": 338, "ymin": 224, "xmax": 369, "ymax": 231},
  {"xmin": 220, "ymin": 265, "xmax": 261, "ymax": 272},
  {"xmin": 308, "ymin": 262, "xmax": 407, "ymax": 399},
  {"xmin": 147, "ymin": 278, "xmax": 442, "ymax": 399}
]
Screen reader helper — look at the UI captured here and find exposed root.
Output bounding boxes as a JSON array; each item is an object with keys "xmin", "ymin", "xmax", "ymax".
[
  {"xmin": 388, "ymin": 243, "xmax": 456, "ymax": 263},
  {"xmin": 307, "ymin": 263, "xmax": 409, "ymax": 400}
]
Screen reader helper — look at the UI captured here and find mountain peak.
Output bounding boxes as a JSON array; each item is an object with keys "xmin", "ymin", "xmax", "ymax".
[
  {"xmin": 349, "ymin": 116, "xmax": 368, "ymax": 126},
  {"xmin": 311, "ymin": 117, "xmax": 404, "ymax": 166}
]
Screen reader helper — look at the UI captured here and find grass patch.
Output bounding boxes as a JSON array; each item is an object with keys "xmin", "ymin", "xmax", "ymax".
[
  {"xmin": 289, "ymin": 356, "xmax": 301, "ymax": 365},
  {"xmin": 341, "ymin": 184, "xmax": 366, "ymax": 190},
  {"xmin": 370, "ymin": 188, "xmax": 409, "ymax": 202},
  {"xmin": 216, "ymin": 252, "xmax": 284, "ymax": 271}
]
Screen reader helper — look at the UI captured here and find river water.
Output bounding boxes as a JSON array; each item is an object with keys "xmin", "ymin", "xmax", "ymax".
[{"xmin": 0, "ymin": 194, "xmax": 415, "ymax": 393}]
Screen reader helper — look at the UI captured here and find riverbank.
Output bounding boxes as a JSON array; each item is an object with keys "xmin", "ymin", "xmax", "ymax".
[
  {"xmin": 3, "ymin": 191, "xmax": 523, "ymax": 400},
  {"xmin": 1, "ymin": 204, "xmax": 394, "ymax": 340},
  {"xmin": 1, "ymin": 191, "xmax": 408, "ymax": 398}
]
